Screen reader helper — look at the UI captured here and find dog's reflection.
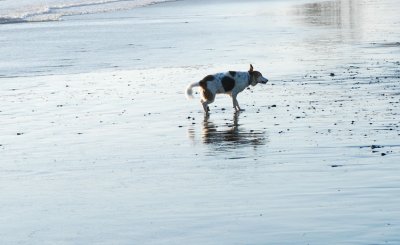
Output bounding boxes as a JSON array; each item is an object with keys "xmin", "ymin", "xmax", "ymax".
[{"xmin": 189, "ymin": 112, "xmax": 267, "ymax": 150}]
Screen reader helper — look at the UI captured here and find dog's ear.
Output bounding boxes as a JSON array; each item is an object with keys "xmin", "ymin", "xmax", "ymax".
[{"xmin": 249, "ymin": 64, "xmax": 254, "ymax": 72}]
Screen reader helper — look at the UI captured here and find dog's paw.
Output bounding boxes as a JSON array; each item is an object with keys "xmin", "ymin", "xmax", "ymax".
[{"xmin": 235, "ymin": 108, "xmax": 245, "ymax": 112}]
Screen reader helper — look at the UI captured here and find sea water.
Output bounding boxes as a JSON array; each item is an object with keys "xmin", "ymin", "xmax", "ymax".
[
  {"xmin": 0, "ymin": 0, "xmax": 179, "ymax": 78},
  {"xmin": 1, "ymin": 0, "xmax": 399, "ymax": 79}
]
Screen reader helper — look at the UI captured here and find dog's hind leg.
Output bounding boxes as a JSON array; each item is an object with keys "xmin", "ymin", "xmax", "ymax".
[
  {"xmin": 201, "ymin": 99, "xmax": 210, "ymax": 114},
  {"xmin": 201, "ymin": 89, "xmax": 214, "ymax": 114}
]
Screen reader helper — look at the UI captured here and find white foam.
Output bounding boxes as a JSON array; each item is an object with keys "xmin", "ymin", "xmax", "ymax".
[{"xmin": 0, "ymin": 0, "xmax": 172, "ymax": 24}]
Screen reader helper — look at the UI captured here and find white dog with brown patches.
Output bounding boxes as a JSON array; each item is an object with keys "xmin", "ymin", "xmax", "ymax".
[{"xmin": 185, "ymin": 64, "xmax": 268, "ymax": 114}]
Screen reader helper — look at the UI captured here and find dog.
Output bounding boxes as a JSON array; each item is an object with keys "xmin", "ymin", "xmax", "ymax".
[{"xmin": 185, "ymin": 64, "xmax": 268, "ymax": 113}]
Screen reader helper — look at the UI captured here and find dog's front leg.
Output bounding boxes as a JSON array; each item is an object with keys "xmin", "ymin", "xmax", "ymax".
[{"xmin": 232, "ymin": 94, "xmax": 241, "ymax": 112}]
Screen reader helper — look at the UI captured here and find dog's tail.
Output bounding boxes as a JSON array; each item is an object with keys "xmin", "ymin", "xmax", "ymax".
[{"xmin": 185, "ymin": 81, "xmax": 200, "ymax": 99}]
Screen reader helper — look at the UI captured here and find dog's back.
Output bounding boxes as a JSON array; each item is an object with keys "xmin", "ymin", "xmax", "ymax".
[{"xmin": 201, "ymin": 71, "xmax": 250, "ymax": 96}]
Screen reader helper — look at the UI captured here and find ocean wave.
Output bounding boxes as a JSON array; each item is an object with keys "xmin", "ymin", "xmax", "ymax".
[
  {"xmin": 0, "ymin": 17, "xmax": 27, "ymax": 25},
  {"xmin": 0, "ymin": 0, "xmax": 173, "ymax": 24}
]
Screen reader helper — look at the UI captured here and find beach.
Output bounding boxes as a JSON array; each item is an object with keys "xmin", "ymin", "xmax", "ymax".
[{"xmin": 1, "ymin": 0, "xmax": 400, "ymax": 244}]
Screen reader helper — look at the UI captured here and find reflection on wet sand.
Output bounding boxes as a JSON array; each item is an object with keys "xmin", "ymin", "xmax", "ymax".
[
  {"xmin": 188, "ymin": 112, "xmax": 268, "ymax": 151},
  {"xmin": 294, "ymin": 0, "xmax": 359, "ymax": 29},
  {"xmin": 291, "ymin": 0, "xmax": 364, "ymax": 60}
]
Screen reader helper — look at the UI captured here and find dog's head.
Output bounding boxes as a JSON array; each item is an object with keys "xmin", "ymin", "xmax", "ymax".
[{"xmin": 248, "ymin": 64, "xmax": 268, "ymax": 86}]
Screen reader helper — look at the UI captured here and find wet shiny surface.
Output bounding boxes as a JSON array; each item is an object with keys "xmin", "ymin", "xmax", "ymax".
[
  {"xmin": 189, "ymin": 112, "xmax": 268, "ymax": 152},
  {"xmin": 1, "ymin": 0, "xmax": 400, "ymax": 244}
]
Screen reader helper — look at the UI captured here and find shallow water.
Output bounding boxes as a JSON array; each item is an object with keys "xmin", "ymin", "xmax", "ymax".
[
  {"xmin": 1, "ymin": 0, "xmax": 400, "ymax": 244},
  {"xmin": 2, "ymin": 0, "xmax": 399, "ymax": 78}
]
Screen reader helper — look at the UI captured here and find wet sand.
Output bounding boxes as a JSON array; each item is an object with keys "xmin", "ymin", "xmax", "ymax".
[{"xmin": 1, "ymin": 0, "xmax": 400, "ymax": 244}]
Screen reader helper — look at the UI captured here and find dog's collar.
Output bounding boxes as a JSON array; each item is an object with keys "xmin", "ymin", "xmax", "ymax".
[{"xmin": 248, "ymin": 72, "xmax": 253, "ymax": 86}]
